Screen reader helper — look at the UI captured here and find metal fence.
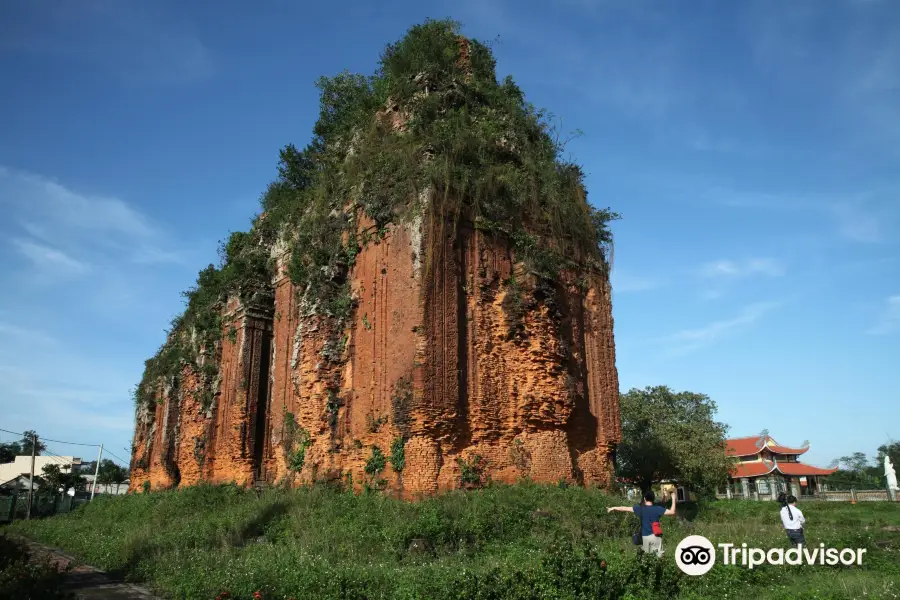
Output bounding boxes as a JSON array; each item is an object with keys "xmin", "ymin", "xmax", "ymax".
[
  {"xmin": 0, "ymin": 493, "xmax": 89, "ymax": 523},
  {"xmin": 715, "ymin": 489, "xmax": 899, "ymax": 502}
]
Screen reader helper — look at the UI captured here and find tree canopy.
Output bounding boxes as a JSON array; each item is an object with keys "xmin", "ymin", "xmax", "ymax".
[
  {"xmin": 0, "ymin": 441, "xmax": 20, "ymax": 464},
  {"xmin": 20, "ymin": 430, "xmax": 46, "ymax": 456},
  {"xmin": 0, "ymin": 431, "xmax": 45, "ymax": 462},
  {"xmin": 39, "ymin": 463, "xmax": 86, "ymax": 494},
  {"xmin": 615, "ymin": 386, "xmax": 733, "ymax": 497},
  {"xmin": 829, "ymin": 450, "xmax": 889, "ymax": 490},
  {"xmin": 877, "ymin": 441, "xmax": 900, "ymax": 468},
  {"xmin": 97, "ymin": 459, "xmax": 129, "ymax": 492}
]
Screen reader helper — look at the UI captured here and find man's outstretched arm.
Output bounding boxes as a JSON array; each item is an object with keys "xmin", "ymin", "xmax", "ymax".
[
  {"xmin": 664, "ymin": 491, "xmax": 676, "ymax": 516},
  {"xmin": 606, "ymin": 506, "xmax": 635, "ymax": 513}
]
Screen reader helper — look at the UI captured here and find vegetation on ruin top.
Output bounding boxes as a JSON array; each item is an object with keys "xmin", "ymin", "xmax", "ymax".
[{"xmin": 132, "ymin": 19, "xmax": 619, "ymax": 419}]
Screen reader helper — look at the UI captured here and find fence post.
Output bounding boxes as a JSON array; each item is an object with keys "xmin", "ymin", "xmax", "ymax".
[
  {"xmin": 91, "ymin": 444, "xmax": 104, "ymax": 502},
  {"xmin": 26, "ymin": 434, "xmax": 36, "ymax": 519},
  {"xmin": 6, "ymin": 494, "xmax": 16, "ymax": 522}
]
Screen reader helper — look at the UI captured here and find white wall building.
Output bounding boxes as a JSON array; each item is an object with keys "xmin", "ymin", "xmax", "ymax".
[
  {"xmin": 82, "ymin": 474, "xmax": 129, "ymax": 495},
  {"xmin": 0, "ymin": 456, "xmax": 82, "ymax": 487}
]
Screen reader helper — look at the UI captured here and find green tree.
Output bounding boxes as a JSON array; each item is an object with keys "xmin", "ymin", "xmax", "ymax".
[
  {"xmin": 0, "ymin": 441, "xmax": 22, "ymax": 463},
  {"xmin": 835, "ymin": 452, "xmax": 869, "ymax": 473},
  {"xmin": 20, "ymin": 431, "xmax": 46, "ymax": 456},
  {"xmin": 96, "ymin": 460, "xmax": 129, "ymax": 494},
  {"xmin": 616, "ymin": 386, "xmax": 733, "ymax": 497},
  {"xmin": 877, "ymin": 441, "xmax": 900, "ymax": 468},
  {"xmin": 39, "ymin": 464, "xmax": 86, "ymax": 494},
  {"xmin": 830, "ymin": 452, "xmax": 882, "ymax": 489}
]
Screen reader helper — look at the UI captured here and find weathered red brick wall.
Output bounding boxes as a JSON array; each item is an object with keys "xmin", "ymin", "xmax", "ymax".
[
  {"xmin": 130, "ymin": 210, "xmax": 620, "ymax": 495},
  {"xmin": 172, "ymin": 370, "xmax": 205, "ymax": 487}
]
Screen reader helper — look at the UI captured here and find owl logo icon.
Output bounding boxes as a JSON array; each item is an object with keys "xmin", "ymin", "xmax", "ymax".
[{"xmin": 675, "ymin": 535, "xmax": 716, "ymax": 575}]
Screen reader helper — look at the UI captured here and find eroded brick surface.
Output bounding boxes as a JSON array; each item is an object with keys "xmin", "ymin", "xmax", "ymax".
[{"xmin": 130, "ymin": 215, "xmax": 620, "ymax": 496}]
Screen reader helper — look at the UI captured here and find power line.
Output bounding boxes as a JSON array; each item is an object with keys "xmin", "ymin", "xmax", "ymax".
[
  {"xmin": 103, "ymin": 449, "xmax": 130, "ymax": 466},
  {"xmin": 1, "ymin": 427, "xmax": 128, "ymax": 466},
  {"xmin": 38, "ymin": 436, "xmax": 100, "ymax": 448},
  {"xmin": 40, "ymin": 448, "xmax": 77, "ymax": 469},
  {"xmin": 40, "ymin": 448, "xmax": 69, "ymax": 461},
  {"xmin": 0, "ymin": 427, "xmax": 101, "ymax": 448}
]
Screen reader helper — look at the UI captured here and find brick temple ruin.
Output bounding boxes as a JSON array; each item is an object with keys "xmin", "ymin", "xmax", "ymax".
[
  {"xmin": 129, "ymin": 25, "xmax": 621, "ymax": 497},
  {"xmin": 129, "ymin": 223, "xmax": 621, "ymax": 496}
]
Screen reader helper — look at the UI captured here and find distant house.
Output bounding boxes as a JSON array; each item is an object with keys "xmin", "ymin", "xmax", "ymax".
[
  {"xmin": 722, "ymin": 434, "xmax": 837, "ymax": 499},
  {"xmin": 0, "ymin": 456, "xmax": 82, "ymax": 490},
  {"xmin": 618, "ymin": 479, "xmax": 696, "ymax": 503},
  {"xmin": 0, "ymin": 473, "xmax": 46, "ymax": 494},
  {"xmin": 83, "ymin": 474, "xmax": 129, "ymax": 496}
]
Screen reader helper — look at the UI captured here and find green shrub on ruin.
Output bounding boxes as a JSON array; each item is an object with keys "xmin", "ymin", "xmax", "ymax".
[
  {"xmin": 132, "ymin": 19, "xmax": 619, "ymax": 432},
  {"xmin": 389, "ymin": 436, "xmax": 406, "ymax": 473}
]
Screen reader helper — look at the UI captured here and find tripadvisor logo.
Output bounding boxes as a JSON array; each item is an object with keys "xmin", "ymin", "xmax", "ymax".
[
  {"xmin": 675, "ymin": 535, "xmax": 716, "ymax": 576},
  {"xmin": 675, "ymin": 535, "xmax": 868, "ymax": 576}
]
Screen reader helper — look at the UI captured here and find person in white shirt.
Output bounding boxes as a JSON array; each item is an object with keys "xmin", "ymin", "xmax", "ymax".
[{"xmin": 779, "ymin": 494, "xmax": 806, "ymax": 546}]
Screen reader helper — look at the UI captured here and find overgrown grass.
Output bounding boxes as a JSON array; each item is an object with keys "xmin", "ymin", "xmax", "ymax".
[
  {"xmin": 0, "ymin": 534, "xmax": 72, "ymax": 599},
  {"xmin": 6, "ymin": 484, "xmax": 899, "ymax": 599}
]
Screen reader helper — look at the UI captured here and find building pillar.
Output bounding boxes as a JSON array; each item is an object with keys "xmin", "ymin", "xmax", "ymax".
[
  {"xmin": 769, "ymin": 475, "xmax": 777, "ymax": 501},
  {"xmin": 726, "ymin": 483, "xmax": 733, "ymax": 499},
  {"xmin": 791, "ymin": 480, "xmax": 801, "ymax": 499},
  {"xmin": 741, "ymin": 477, "xmax": 750, "ymax": 499}
]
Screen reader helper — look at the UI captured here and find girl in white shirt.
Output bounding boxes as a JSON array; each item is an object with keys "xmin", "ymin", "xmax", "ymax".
[{"xmin": 779, "ymin": 494, "xmax": 806, "ymax": 546}]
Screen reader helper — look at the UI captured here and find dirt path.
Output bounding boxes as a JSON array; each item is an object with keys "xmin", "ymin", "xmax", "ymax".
[{"xmin": 23, "ymin": 540, "xmax": 161, "ymax": 600}]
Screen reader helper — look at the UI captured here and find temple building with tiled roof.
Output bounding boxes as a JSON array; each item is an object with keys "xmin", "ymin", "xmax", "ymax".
[{"xmin": 720, "ymin": 433, "xmax": 837, "ymax": 500}]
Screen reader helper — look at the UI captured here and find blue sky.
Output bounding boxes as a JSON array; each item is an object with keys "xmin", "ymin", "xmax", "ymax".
[{"xmin": 0, "ymin": 0, "xmax": 897, "ymax": 469}]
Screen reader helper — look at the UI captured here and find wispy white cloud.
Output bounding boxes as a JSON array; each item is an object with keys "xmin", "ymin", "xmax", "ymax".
[
  {"xmin": 665, "ymin": 176, "xmax": 899, "ymax": 245},
  {"xmin": 743, "ymin": 0, "xmax": 900, "ymax": 148},
  {"xmin": 0, "ymin": 166, "xmax": 182, "ymax": 279},
  {"xmin": 866, "ymin": 295, "xmax": 900, "ymax": 335},
  {"xmin": 659, "ymin": 301, "xmax": 780, "ymax": 355},
  {"xmin": 10, "ymin": 238, "xmax": 89, "ymax": 276},
  {"xmin": 698, "ymin": 258, "xmax": 786, "ymax": 278},
  {"xmin": 0, "ymin": 355, "xmax": 137, "ymax": 450}
]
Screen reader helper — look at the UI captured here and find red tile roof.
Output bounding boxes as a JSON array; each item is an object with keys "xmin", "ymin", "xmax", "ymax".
[
  {"xmin": 731, "ymin": 460, "xmax": 776, "ymax": 478},
  {"xmin": 768, "ymin": 443, "xmax": 809, "ymax": 456},
  {"xmin": 730, "ymin": 459, "xmax": 837, "ymax": 478},
  {"xmin": 775, "ymin": 462, "xmax": 838, "ymax": 476},
  {"xmin": 726, "ymin": 436, "xmax": 767, "ymax": 457},
  {"xmin": 725, "ymin": 435, "xmax": 809, "ymax": 457}
]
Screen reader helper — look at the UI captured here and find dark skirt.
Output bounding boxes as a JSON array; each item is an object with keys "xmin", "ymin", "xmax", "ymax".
[{"xmin": 786, "ymin": 528, "xmax": 806, "ymax": 546}]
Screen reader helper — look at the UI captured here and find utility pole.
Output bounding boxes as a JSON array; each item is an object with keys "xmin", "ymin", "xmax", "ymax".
[
  {"xmin": 90, "ymin": 444, "xmax": 103, "ymax": 501},
  {"xmin": 26, "ymin": 433, "xmax": 36, "ymax": 520}
]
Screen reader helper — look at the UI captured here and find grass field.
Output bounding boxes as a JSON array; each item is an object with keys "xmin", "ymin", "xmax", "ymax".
[{"xmin": 4, "ymin": 483, "xmax": 899, "ymax": 599}]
